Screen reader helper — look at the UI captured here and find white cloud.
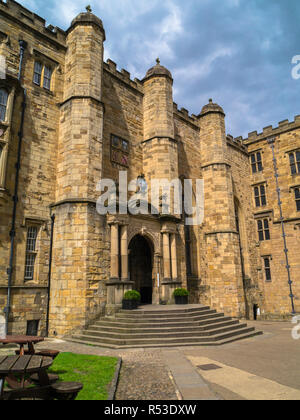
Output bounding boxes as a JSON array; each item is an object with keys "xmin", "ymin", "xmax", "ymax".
[{"xmin": 174, "ymin": 47, "xmax": 235, "ymax": 81}]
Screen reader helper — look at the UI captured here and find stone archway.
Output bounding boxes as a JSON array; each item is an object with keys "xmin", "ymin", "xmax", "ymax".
[{"xmin": 129, "ymin": 235, "xmax": 154, "ymax": 304}]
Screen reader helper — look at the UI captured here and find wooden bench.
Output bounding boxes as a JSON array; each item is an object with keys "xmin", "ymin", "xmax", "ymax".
[
  {"xmin": 50, "ymin": 382, "xmax": 83, "ymax": 400},
  {"xmin": 30, "ymin": 372, "xmax": 59, "ymax": 385},
  {"xmin": 35, "ymin": 349, "xmax": 60, "ymax": 360}
]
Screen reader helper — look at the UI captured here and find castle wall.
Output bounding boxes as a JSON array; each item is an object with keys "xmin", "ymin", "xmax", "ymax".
[
  {"xmin": 244, "ymin": 119, "xmax": 300, "ymax": 318},
  {"xmin": 0, "ymin": 0, "xmax": 299, "ymax": 337},
  {"xmin": 0, "ymin": 0, "xmax": 65, "ymax": 334}
]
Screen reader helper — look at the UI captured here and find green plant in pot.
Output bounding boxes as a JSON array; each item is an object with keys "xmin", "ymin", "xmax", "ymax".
[
  {"xmin": 173, "ymin": 288, "xmax": 189, "ymax": 305},
  {"xmin": 122, "ymin": 290, "xmax": 141, "ymax": 310}
]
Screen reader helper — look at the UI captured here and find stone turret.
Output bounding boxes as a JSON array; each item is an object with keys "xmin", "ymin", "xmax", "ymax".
[
  {"xmin": 50, "ymin": 8, "xmax": 106, "ymax": 336},
  {"xmin": 143, "ymin": 58, "xmax": 174, "ymax": 140},
  {"xmin": 57, "ymin": 7, "xmax": 105, "ymax": 201},
  {"xmin": 199, "ymin": 99, "xmax": 245, "ymax": 318},
  {"xmin": 142, "ymin": 59, "xmax": 178, "ymax": 210},
  {"xmin": 142, "ymin": 60, "xmax": 181, "ymax": 303}
]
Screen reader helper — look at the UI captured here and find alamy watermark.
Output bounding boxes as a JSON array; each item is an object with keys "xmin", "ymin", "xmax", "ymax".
[
  {"xmin": 292, "ymin": 55, "xmax": 300, "ymax": 80},
  {"xmin": 291, "ymin": 316, "xmax": 300, "ymax": 340},
  {"xmin": 0, "ymin": 55, "xmax": 5, "ymax": 79},
  {"xmin": 96, "ymin": 172, "xmax": 204, "ymax": 226}
]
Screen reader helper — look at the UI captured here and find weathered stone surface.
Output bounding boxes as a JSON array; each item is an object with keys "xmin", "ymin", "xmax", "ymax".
[{"xmin": 0, "ymin": 0, "xmax": 299, "ymax": 337}]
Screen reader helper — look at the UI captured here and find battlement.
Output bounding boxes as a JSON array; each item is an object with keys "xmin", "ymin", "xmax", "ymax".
[
  {"xmin": 227, "ymin": 134, "xmax": 248, "ymax": 154},
  {"xmin": 173, "ymin": 102, "xmax": 199, "ymax": 129},
  {"xmin": 0, "ymin": 0, "xmax": 66, "ymax": 47},
  {"xmin": 103, "ymin": 59, "xmax": 144, "ymax": 94},
  {"xmin": 241, "ymin": 115, "xmax": 300, "ymax": 145}
]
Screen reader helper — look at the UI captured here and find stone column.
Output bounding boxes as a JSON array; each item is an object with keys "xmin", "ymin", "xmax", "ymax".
[
  {"xmin": 110, "ymin": 223, "xmax": 119, "ymax": 280},
  {"xmin": 170, "ymin": 233, "xmax": 178, "ymax": 281},
  {"xmin": 120, "ymin": 225, "xmax": 128, "ymax": 281},
  {"xmin": 162, "ymin": 232, "xmax": 171, "ymax": 281}
]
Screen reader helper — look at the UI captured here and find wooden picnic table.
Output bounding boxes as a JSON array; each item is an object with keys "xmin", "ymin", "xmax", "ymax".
[
  {"xmin": 0, "ymin": 335, "xmax": 44, "ymax": 355},
  {"xmin": 0, "ymin": 355, "xmax": 53, "ymax": 400}
]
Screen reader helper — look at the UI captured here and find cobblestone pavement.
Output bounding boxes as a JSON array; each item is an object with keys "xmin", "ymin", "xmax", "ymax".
[
  {"xmin": 1, "ymin": 321, "xmax": 299, "ymax": 400},
  {"xmin": 0, "ymin": 340, "xmax": 178, "ymax": 400}
]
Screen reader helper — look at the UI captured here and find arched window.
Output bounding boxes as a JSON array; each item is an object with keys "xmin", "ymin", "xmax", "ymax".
[{"xmin": 0, "ymin": 88, "xmax": 8, "ymax": 122}]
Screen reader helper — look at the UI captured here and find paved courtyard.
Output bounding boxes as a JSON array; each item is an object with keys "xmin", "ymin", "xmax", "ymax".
[{"xmin": 1, "ymin": 321, "xmax": 299, "ymax": 400}]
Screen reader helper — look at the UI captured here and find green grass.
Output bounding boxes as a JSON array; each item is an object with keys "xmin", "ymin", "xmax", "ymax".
[{"xmin": 48, "ymin": 353, "xmax": 119, "ymax": 400}]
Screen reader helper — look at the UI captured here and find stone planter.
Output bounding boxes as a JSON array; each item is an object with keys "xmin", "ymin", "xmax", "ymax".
[
  {"xmin": 174, "ymin": 295, "xmax": 188, "ymax": 305},
  {"xmin": 122, "ymin": 299, "xmax": 139, "ymax": 310}
]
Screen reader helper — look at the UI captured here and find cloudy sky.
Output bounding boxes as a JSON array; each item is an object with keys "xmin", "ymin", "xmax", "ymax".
[{"xmin": 19, "ymin": 0, "xmax": 300, "ymax": 137}]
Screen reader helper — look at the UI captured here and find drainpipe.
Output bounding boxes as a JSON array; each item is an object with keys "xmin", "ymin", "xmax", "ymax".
[
  {"xmin": 45, "ymin": 213, "xmax": 55, "ymax": 337},
  {"xmin": 268, "ymin": 137, "xmax": 296, "ymax": 314},
  {"xmin": 4, "ymin": 40, "xmax": 27, "ymax": 334}
]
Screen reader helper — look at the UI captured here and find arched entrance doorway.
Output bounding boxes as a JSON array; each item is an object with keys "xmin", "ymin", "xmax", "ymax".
[{"xmin": 129, "ymin": 235, "xmax": 153, "ymax": 304}]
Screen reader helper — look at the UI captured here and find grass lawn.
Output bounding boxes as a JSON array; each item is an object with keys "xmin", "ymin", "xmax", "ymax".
[{"xmin": 48, "ymin": 352, "xmax": 119, "ymax": 400}]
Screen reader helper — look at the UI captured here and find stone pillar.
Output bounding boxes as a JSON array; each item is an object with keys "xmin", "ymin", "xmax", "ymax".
[
  {"xmin": 161, "ymin": 225, "xmax": 181, "ymax": 304},
  {"xmin": 162, "ymin": 232, "xmax": 171, "ymax": 281},
  {"xmin": 106, "ymin": 216, "xmax": 134, "ymax": 316},
  {"xmin": 170, "ymin": 233, "xmax": 178, "ymax": 281},
  {"xmin": 110, "ymin": 223, "xmax": 119, "ymax": 280},
  {"xmin": 120, "ymin": 225, "xmax": 128, "ymax": 281}
]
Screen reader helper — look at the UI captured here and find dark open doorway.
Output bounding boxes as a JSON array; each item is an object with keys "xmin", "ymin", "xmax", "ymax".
[{"xmin": 129, "ymin": 235, "xmax": 153, "ymax": 304}]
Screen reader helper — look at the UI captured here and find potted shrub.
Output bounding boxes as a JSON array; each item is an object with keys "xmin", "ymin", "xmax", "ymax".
[
  {"xmin": 174, "ymin": 288, "xmax": 189, "ymax": 305},
  {"xmin": 122, "ymin": 290, "xmax": 141, "ymax": 310}
]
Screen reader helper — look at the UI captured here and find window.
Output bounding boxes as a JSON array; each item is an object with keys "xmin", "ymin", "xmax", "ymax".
[
  {"xmin": 263, "ymin": 257, "xmax": 272, "ymax": 282},
  {"xmin": 33, "ymin": 61, "xmax": 42, "ymax": 86},
  {"xmin": 251, "ymin": 151, "xmax": 263, "ymax": 174},
  {"xmin": 289, "ymin": 151, "xmax": 300, "ymax": 175},
  {"xmin": 33, "ymin": 61, "xmax": 53, "ymax": 90},
  {"xmin": 111, "ymin": 135, "xmax": 129, "ymax": 167},
  {"xmin": 295, "ymin": 188, "xmax": 300, "ymax": 212},
  {"xmin": 24, "ymin": 226, "xmax": 38, "ymax": 281},
  {"xmin": 257, "ymin": 219, "xmax": 270, "ymax": 241},
  {"xmin": 254, "ymin": 185, "xmax": 267, "ymax": 207},
  {"xmin": 26, "ymin": 320, "xmax": 39, "ymax": 336},
  {"xmin": 0, "ymin": 88, "xmax": 8, "ymax": 122},
  {"xmin": 43, "ymin": 65, "xmax": 52, "ymax": 90}
]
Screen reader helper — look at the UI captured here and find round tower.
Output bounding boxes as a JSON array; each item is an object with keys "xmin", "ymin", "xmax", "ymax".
[
  {"xmin": 50, "ymin": 8, "xmax": 106, "ymax": 337},
  {"xmin": 142, "ymin": 60, "xmax": 181, "ymax": 303},
  {"xmin": 142, "ymin": 59, "xmax": 178, "ymax": 204},
  {"xmin": 199, "ymin": 99, "xmax": 246, "ymax": 318}
]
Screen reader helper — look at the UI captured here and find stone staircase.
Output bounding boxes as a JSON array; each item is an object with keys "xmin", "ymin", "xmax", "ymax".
[{"xmin": 69, "ymin": 305, "xmax": 262, "ymax": 349}]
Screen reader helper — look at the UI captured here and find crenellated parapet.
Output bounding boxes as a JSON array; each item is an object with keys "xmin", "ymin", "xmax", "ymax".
[
  {"xmin": 0, "ymin": 0, "xmax": 66, "ymax": 48},
  {"xmin": 239, "ymin": 115, "xmax": 300, "ymax": 145},
  {"xmin": 227, "ymin": 134, "xmax": 248, "ymax": 155},
  {"xmin": 103, "ymin": 59, "xmax": 144, "ymax": 95},
  {"xmin": 173, "ymin": 103, "xmax": 200, "ymax": 130}
]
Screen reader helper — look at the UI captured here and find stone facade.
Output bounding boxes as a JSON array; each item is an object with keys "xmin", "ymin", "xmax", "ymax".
[{"xmin": 0, "ymin": 1, "xmax": 299, "ymax": 337}]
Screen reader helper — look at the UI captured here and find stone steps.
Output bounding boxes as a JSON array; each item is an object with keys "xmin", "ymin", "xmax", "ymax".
[
  {"xmin": 69, "ymin": 305, "xmax": 262, "ymax": 349},
  {"xmin": 80, "ymin": 323, "xmax": 248, "ymax": 340},
  {"xmin": 95, "ymin": 314, "xmax": 229, "ymax": 329},
  {"xmin": 88, "ymin": 319, "xmax": 240, "ymax": 334}
]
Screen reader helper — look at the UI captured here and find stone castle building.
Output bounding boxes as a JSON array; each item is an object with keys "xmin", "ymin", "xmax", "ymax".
[{"xmin": 0, "ymin": 0, "xmax": 299, "ymax": 337}]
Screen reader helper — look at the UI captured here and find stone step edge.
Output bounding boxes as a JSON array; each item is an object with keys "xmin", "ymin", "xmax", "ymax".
[
  {"xmin": 87, "ymin": 320, "xmax": 240, "ymax": 333},
  {"xmin": 72, "ymin": 327, "xmax": 256, "ymax": 344},
  {"xmin": 94, "ymin": 315, "xmax": 231, "ymax": 327},
  {"xmin": 106, "ymin": 313, "xmax": 224, "ymax": 323},
  {"xmin": 114, "ymin": 310, "xmax": 217, "ymax": 319},
  {"xmin": 66, "ymin": 331, "xmax": 263, "ymax": 349},
  {"xmin": 119, "ymin": 306, "xmax": 210, "ymax": 315},
  {"xmin": 83, "ymin": 323, "xmax": 246, "ymax": 337}
]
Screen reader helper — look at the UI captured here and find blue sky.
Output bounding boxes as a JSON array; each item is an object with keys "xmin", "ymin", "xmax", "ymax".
[{"xmin": 19, "ymin": 0, "xmax": 300, "ymax": 137}]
